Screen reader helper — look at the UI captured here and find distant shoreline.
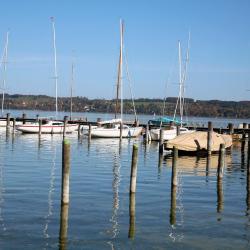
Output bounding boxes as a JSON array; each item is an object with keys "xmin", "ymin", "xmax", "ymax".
[{"xmin": 1, "ymin": 94, "xmax": 250, "ymax": 119}]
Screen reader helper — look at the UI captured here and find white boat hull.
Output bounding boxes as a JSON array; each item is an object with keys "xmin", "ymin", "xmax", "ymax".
[
  {"xmin": 16, "ymin": 123, "xmax": 78, "ymax": 134},
  {"xmin": 91, "ymin": 126, "xmax": 142, "ymax": 138},
  {"xmin": 0, "ymin": 120, "xmax": 22, "ymax": 127}
]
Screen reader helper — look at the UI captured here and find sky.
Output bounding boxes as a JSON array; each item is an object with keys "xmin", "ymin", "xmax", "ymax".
[{"xmin": 0, "ymin": 0, "xmax": 249, "ymax": 101}]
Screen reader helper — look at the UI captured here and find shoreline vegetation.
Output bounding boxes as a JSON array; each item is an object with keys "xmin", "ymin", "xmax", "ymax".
[{"xmin": 1, "ymin": 94, "xmax": 250, "ymax": 118}]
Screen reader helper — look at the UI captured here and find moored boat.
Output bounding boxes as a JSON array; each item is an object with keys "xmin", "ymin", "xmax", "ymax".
[{"xmin": 16, "ymin": 120, "xmax": 77, "ymax": 134}]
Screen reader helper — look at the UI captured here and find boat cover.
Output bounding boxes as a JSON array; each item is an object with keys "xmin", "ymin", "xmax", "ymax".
[{"xmin": 165, "ymin": 131, "xmax": 232, "ymax": 152}]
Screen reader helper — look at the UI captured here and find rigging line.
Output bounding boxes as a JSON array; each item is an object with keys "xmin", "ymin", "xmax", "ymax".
[
  {"xmin": 181, "ymin": 31, "xmax": 191, "ymax": 122},
  {"xmin": 1, "ymin": 31, "xmax": 9, "ymax": 116},
  {"xmin": 123, "ymin": 46, "xmax": 138, "ymax": 122}
]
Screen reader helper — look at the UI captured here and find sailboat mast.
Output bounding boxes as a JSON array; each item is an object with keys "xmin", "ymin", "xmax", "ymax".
[
  {"xmin": 51, "ymin": 17, "xmax": 58, "ymax": 118},
  {"xmin": 178, "ymin": 40, "xmax": 183, "ymax": 126},
  {"xmin": 70, "ymin": 61, "xmax": 74, "ymax": 120},
  {"xmin": 115, "ymin": 48, "xmax": 121, "ymax": 119},
  {"xmin": 120, "ymin": 19, "xmax": 124, "ymax": 121},
  {"xmin": 1, "ymin": 31, "xmax": 9, "ymax": 116}
]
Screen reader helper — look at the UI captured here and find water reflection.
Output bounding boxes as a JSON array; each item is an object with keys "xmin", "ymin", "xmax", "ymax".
[
  {"xmin": 43, "ymin": 137, "xmax": 57, "ymax": 246},
  {"xmin": 0, "ymin": 137, "xmax": 6, "ymax": 233},
  {"xmin": 217, "ymin": 179, "xmax": 224, "ymax": 215},
  {"xmin": 59, "ymin": 204, "xmax": 69, "ymax": 250},
  {"xmin": 128, "ymin": 193, "xmax": 136, "ymax": 239}
]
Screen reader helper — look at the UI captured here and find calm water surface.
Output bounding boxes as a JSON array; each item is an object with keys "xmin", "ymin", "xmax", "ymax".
[{"xmin": 0, "ymin": 127, "xmax": 250, "ymax": 249}]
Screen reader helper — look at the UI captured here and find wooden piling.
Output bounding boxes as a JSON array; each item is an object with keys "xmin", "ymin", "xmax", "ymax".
[
  {"xmin": 171, "ymin": 147, "xmax": 178, "ymax": 187},
  {"xmin": 247, "ymin": 124, "xmax": 250, "ymax": 163},
  {"xmin": 39, "ymin": 119, "xmax": 42, "ymax": 137},
  {"xmin": 207, "ymin": 121, "xmax": 213, "ymax": 155},
  {"xmin": 145, "ymin": 124, "xmax": 149, "ymax": 143},
  {"xmin": 77, "ymin": 123, "xmax": 81, "ymax": 138},
  {"xmin": 6, "ymin": 113, "xmax": 10, "ymax": 127},
  {"xmin": 217, "ymin": 143, "xmax": 225, "ymax": 179},
  {"xmin": 12, "ymin": 118, "xmax": 16, "ymax": 131},
  {"xmin": 128, "ymin": 193, "xmax": 136, "ymax": 239},
  {"xmin": 176, "ymin": 125, "xmax": 180, "ymax": 136},
  {"xmin": 22, "ymin": 113, "xmax": 26, "ymax": 124},
  {"xmin": 242, "ymin": 123, "xmax": 248, "ymax": 152},
  {"xmin": 61, "ymin": 140, "xmax": 71, "ymax": 204},
  {"xmin": 120, "ymin": 122, "xmax": 123, "ymax": 140},
  {"xmin": 159, "ymin": 128, "xmax": 164, "ymax": 154},
  {"xmin": 63, "ymin": 116, "xmax": 68, "ymax": 138},
  {"xmin": 88, "ymin": 124, "xmax": 92, "ymax": 140},
  {"xmin": 130, "ymin": 144, "xmax": 138, "ymax": 194},
  {"xmin": 228, "ymin": 123, "xmax": 234, "ymax": 135}
]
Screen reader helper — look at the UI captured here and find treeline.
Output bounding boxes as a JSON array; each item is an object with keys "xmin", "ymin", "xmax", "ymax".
[{"xmin": 1, "ymin": 94, "xmax": 250, "ymax": 118}]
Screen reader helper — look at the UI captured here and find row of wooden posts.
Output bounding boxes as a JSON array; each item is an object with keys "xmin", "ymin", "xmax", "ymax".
[{"xmin": 59, "ymin": 136, "xmax": 234, "ymax": 245}]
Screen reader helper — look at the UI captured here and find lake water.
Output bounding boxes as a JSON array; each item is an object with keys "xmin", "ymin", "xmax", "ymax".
[{"xmin": 1, "ymin": 111, "xmax": 250, "ymax": 249}]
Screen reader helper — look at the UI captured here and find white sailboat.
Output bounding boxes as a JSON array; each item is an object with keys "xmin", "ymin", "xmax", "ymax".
[
  {"xmin": 0, "ymin": 31, "xmax": 10, "ymax": 127},
  {"xmin": 150, "ymin": 36, "xmax": 193, "ymax": 141},
  {"xmin": 90, "ymin": 19, "xmax": 142, "ymax": 138},
  {"xmin": 16, "ymin": 17, "xmax": 77, "ymax": 134}
]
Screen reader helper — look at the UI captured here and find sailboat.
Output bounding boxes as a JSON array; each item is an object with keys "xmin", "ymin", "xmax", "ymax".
[
  {"xmin": 16, "ymin": 17, "xmax": 77, "ymax": 134},
  {"xmin": 0, "ymin": 31, "xmax": 10, "ymax": 127},
  {"xmin": 150, "ymin": 36, "xmax": 193, "ymax": 141},
  {"xmin": 90, "ymin": 20, "xmax": 142, "ymax": 138}
]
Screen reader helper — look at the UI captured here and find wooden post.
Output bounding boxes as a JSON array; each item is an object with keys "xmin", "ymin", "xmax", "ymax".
[
  {"xmin": 77, "ymin": 123, "xmax": 81, "ymax": 138},
  {"xmin": 171, "ymin": 147, "xmax": 178, "ymax": 186},
  {"xmin": 12, "ymin": 118, "xmax": 16, "ymax": 131},
  {"xmin": 228, "ymin": 123, "xmax": 234, "ymax": 135},
  {"xmin": 207, "ymin": 121, "xmax": 213, "ymax": 155},
  {"xmin": 63, "ymin": 116, "xmax": 68, "ymax": 138},
  {"xmin": 120, "ymin": 122, "xmax": 123, "ymax": 140},
  {"xmin": 88, "ymin": 124, "xmax": 92, "ymax": 140},
  {"xmin": 128, "ymin": 193, "xmax": 136, "ymax": 239},
  {"xmin": 217, "ymin": 144, "xmax": 225, "ymax": 179},
  {"xmin": 59, "ymin": 204, "xmax": 69, "ymax": 250},
  {"xmin": 206, "ymin": 155, "xmax": 211, "ymax": 177},
  {"xmin": 22, "ymin": 113, "xmax": 26, "ymax": 124},
  {"xmin": 159, "ymin": 128, "xmax": 164, "ymax": 154},
  {"xmin": 242, "ymin": 123, "xmax": 248, "ymax": 152},
  {"xmin": 248, "ymin": 125, "xmax": 250, "ymax": 166},
  {"xmin": 176, "ymin": 125, "xmax": 180, "ymax": 136},
  {"xmin": 39, "ymin": 119, "xmax": 42, "ymax": 137},
  {"xmin": 6, "ymin": 113, "xmax": 10, "ymax": 127},
  {"xmin": 217, "ymin": 143, "xmax": 225, "ymax": 213},
  {"xmin": 130, "ymin": 144, "xmax": 138, "ymax": 194},
  {"xmin": 247, "ymin": 153, "xmax": 250, "ymax": 211},
  {"xmin": 145, "ymin": 124, "xmax": 149, "ymax": 143},
  {"xmin": 61, "ymin": 140, "xmax": 71, "ymax": 205}
]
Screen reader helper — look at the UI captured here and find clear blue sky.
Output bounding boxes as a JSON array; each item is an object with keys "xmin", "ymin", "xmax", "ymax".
[{"xmin": 0, "ymin": 0, "xmax": 249, "ymax": 101}]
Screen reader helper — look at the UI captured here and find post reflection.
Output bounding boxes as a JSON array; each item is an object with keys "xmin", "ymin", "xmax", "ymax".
[
  {"xmin": 206, "ymin": 155, "xmax": 211, "ymax": 178},
  {"xmin": 59, "ymin": 204, "xmax": 69, "ymax": 250},
  {"xmin": 217, "ymin": 179, "xmax": 224, "ymax": 215},
  {"xmin": 247, "ymin": 157, "xmax": 250, "ymax": 213},
  {"xmin": 158, "ymin": 154, "xmax": 163, "ymax": 177},
  {"xmin": 128, "ymin": 193, "xmax": 136, "ymax": 239},
  {"xmin": 170, "ymin": 185, "xmax": 177, "ymax": 226}
]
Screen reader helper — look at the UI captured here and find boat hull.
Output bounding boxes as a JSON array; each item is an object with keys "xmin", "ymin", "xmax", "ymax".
[
  {"xmin": 90, "ymin": 126, "xmax": 142, "ymax": 138},
  {"xmin": 16, "ymin": 124, "xmax": 78, "ymax": 134}
]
